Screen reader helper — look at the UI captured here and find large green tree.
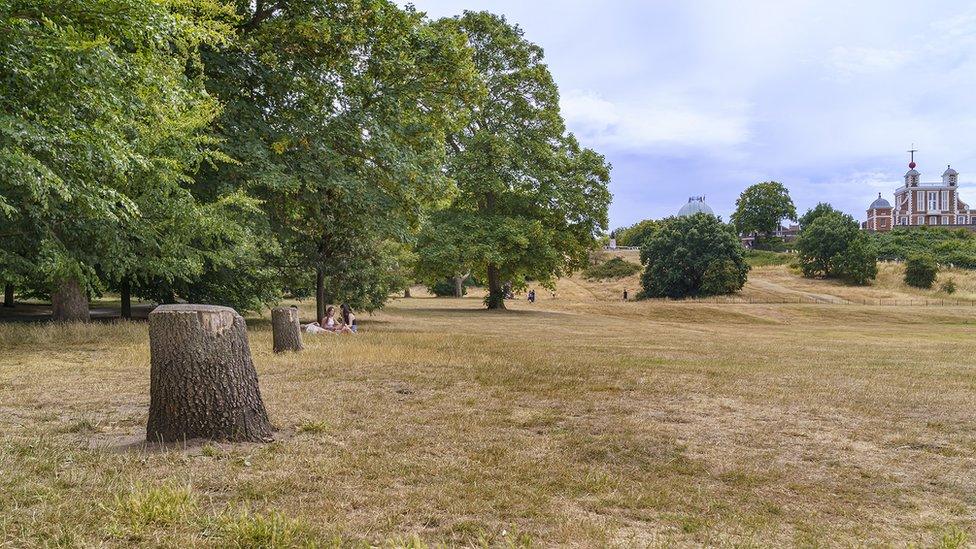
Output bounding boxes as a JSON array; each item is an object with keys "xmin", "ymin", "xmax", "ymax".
[
  {"xmin": 419, "ymin": 11, "xmax": 612, "ymax": 309},
  {"xmin": 639, "ymin": 214, "xmax": 749, "ymax": 299},
  {"xmin": 731, "ymin": 181, "xmax": 797, "ymax": 248},
  {"xmin": 198, "ymin": 0, "xmax": 481, "ymax": 321},
  {"xmin": 0, "ymin": 0, "xmax": 233, "ymax": 321}
]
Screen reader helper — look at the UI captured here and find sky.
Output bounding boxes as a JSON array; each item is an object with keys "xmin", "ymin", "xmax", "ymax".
[{"xmin": 401, "ymin": 0, "xmax": 976, "ymax": 229}]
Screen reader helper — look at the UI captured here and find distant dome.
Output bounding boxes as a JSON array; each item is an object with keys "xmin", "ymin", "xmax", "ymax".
[
  {"xmin": 869, "ymin": 193, "xmax": 891, "ymax": 210},
  {"xmin": 906, "ymin": 168, "xmax": 920, "ymax": 177},
  {"xmin": 678, "ymin": 196, "xmax": 714, "ymax": 217},
  {"xmin": 943, "ymin": 165, "xmax": 958, "ymax": 176}
]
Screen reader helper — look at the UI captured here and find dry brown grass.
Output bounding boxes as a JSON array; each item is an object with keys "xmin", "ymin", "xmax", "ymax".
[{"xmin": 2, "ymin": 268, "xmax": 976, "ymax": 547}]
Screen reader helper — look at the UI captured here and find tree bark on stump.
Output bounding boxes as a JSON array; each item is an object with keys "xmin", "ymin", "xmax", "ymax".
[
  {"xmin": 403, "ymin": 286, "xmax": 411, "ymax": 298},
  {"xmin": 52, "ymin": 278, "xmax": 90, "ymax": 322},
  {"xmin": 3, "ymin": 284, "xmax": 13, "ymax": 308},
  {"xmin": 147, "ymin": 304, "xmax": 273, "ymax": 443},
  {"xmin": 271, "ymin": 307, "xmax": 303, "ymax": 353}
]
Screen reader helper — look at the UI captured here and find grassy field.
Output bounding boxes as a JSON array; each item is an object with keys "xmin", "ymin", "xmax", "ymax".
[{"xmin": 2, "ymin": 265, "xmax": 976, "ymax": 547}]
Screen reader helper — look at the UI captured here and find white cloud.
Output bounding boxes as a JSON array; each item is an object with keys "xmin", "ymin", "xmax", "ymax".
[{"xmin": 561, "ymin": 89, "xmax": 750, "ymax": 152}]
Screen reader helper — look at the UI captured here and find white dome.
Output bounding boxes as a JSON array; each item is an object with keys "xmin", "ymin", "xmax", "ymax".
[{"xmin": 678, "ymin": 196, "xmax": 714, "ymax": 217}]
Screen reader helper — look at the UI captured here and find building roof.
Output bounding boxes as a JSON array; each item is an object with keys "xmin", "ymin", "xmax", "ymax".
[
  {"xmin": 869, "ymin": 193, "xmax": 892, "ymax": 210},
  {"xmin": 906, "ymin": 169, "xmax": 920, "ymax": 177},
  {"xmin": 943, "ymin": 165, "xmax": 958, "ymax": 176},
  {"xmin": 678, "ymin": 196, "xmax": 714, "ymax": 217}
]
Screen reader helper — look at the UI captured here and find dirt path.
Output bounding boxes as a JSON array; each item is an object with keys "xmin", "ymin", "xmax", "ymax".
[{"xmin": 746, "ymin": 277, "xmax": 850, "ymax": 304}]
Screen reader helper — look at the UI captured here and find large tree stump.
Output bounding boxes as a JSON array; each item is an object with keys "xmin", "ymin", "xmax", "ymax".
[
  {"xmin": 52, "ymin": 278, "xmax": 89, "ymax": 322},
  {"xmin": 271, "ymin": 306, "xmax": 303, "ymax": 353},
  {"xmin": 147, "ymin": 304, "xmax": 273, "ymax": 443}
]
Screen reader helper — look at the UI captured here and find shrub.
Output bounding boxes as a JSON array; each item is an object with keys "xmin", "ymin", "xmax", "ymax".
[
  {"xmin": 873, "ymin": 226, "xmax": 976, "ymax": 269},
  {"xmin": 583, "ymin": 257, "xmax": 641, "ymax": 280},
  {"xmin": 940, "ymin": 278, "xmax": 957, "ymax": 294},
  {"xmin": 905, "ymin": 254, "xmax": 938, "ymax": 288},
  {"xmin": 639, "ymin": 214, "xmax": 749, "ymax": 298}
]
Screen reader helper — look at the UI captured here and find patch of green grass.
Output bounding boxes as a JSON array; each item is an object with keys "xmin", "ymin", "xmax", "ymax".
[
  {"xmin": 937, "ymin": 526, "xmax": 968, "ymax": 549},
  {"xmin": 108, "ymin": 483, "xmax": 197, "ymax": 538},
  {"xmin": 296, "ymin": 419, "xmax": 330, "ymax": 434},
  {"xmin": 213, "ymin": 508, "xmax": 307, "ymax": 548}
]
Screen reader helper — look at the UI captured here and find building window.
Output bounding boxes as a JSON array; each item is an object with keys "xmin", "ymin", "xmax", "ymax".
[
  {"xmin": 942, "ymin": 216, "xmax": 949, "ymax": 225},
  {"xmin": 929, "ymin": 192, "xmax": 938, "ymax": 211},
  {"xmin": 918, "ymin": 216, "xmax": 925, "ymax": 225},
  {"xmin": 942, "ymin": 191, "xmax": 949, "ymax": 209},
  {"xmin": 900, "ymin": 216, "xmax": 908, "ymax": 225},
  {"xmin": 959, "ymin": 216, "xmax": 967, "ymax": 224}
]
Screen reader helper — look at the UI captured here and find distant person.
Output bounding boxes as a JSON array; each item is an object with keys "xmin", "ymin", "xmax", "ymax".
[
  {"xmin": 341, "ymin": 303, "xmax": 357, "ymax": 333},
  {"xmin": 528, "ymin": 289, "xmax": 536, "ymax": 303},
  {"xmin": 623, "ymin": 289, "xmax": 628, "ymax": 301}
]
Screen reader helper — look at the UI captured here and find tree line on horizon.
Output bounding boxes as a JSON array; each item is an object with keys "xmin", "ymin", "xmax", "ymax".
[{"xmin": 0, "ymin": 0, "xmax": 612, "ymax": 320}]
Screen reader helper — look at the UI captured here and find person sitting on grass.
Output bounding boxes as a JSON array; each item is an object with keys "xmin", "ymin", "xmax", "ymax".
[
  {"xmin": 322, "ymin": 305, "xmax": 353, "ymax": 334},
  {"xmin": 304, "ymin": 305, "xmax": 351, "ymax": 334},
  {"xmin": 341, "ymin": 303, "xmax": 357, "ymax": 333}
]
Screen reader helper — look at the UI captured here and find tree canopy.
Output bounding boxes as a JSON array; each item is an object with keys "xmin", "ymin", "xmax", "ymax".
[
  {"xmin": 731, "ymin": 181, "xmax": 797, "ymax": 247},
  {"xmin": 417, "ymin": 11, "xmax": 612, "ymax": 309},
  {"xmin": 1, "ymin": 2, "xmax": 612, "ymax": 319},
  {"xmin": 796, "ymin": 211, "xmax": 877, "ymax": 285},
  {"xmin": 613, "ymin": 219, "xmax": 659, "ymax": 248},
  {"xmin": 639, "ymin": 214, "xmax": 749, "ymax": 299},
  {"xmin": 0, "ymin": 0, "xmax": 234, "ymax": 320}
]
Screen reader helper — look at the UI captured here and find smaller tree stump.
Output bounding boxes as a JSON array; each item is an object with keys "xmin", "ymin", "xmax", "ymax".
[
  {"xmin": 271, "ymin": 306, "xmax": 304, "ymax": 353},
  {"xmin": 147, "ymin": 304, "xmax": 273, "ymax": 443}
]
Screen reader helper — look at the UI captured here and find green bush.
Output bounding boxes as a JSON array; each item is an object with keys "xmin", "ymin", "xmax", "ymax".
[
  {"xmin": 639, "ymin": 214, "xmax": 749, "ymax": 298},
  {"xmin": 744, "ymin": 249, "xmax": 793, "ymax": 267},
  {"xmin": 940, "ymin": 278, "xmax": 957, "ymax": 294},
  {"xmin": 583, "ymin": 257, "xmax": 641, "ymax": 280},
  {"xmin": 796, "ymin": 211, "xmax": 878, "ymax": 285},
  {"xmin": 873, "ymin": 226, "xmax": 976, "ymax": 269},
  {"xmin": 905, "ymin": 255, "xmax": 938, "ymax": 288}
]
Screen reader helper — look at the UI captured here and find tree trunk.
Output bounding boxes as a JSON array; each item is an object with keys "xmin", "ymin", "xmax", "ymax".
[
  {"xmin": 147, "ymin": 304, "xmax": 273, "ymax": 443},
  {"xmin": 315, "ymin": 268, "xmax": 326, "ymax": 324},
  {"xmin": 52, "ymin": 278, "xmax": 90, "ymax": 322},
  {"xmin": 403, "ymin": 286, "xmax": 411, "ymax": 298},
  {"xmin": 3, "ymin": 284, "xmax": 13, "ymax": 308},
  {"xmin": 486, "ymin": 264, "xmax": 505, "ymax": 310},
  {"xmin": 453, "ymin": 276, "xmax": 464, "ymax": 298},
  {"xmin": 271, "ymin": 306, "xmax": 304, "ymax": 353},
  {"xmin": 120, "ymin": 277, "xmax": 131, "ymax": 319}
]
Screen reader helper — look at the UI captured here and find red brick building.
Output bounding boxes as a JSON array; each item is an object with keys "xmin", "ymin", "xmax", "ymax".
[{"xmin": 865, "ymin": 159, "xmax": 976, "ymax": 232}]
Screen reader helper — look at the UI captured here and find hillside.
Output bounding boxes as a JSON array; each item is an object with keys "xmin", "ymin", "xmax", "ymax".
[{"xmin": 554, "ymin": 250, "xmax": 976, "ymax": 305}]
